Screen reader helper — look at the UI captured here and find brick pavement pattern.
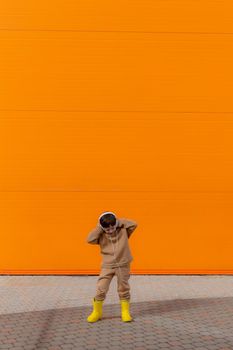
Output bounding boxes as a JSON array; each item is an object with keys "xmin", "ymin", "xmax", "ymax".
[{"xmin": 0, "ymin": 275, "xmax": 233, "ymax": 350}]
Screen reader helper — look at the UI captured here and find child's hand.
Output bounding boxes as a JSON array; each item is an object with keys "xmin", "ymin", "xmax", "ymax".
[
  {"xmin": 87, "ymin": 224, "xmax": 104, "ymax": 245},
  {"xmin": 97, "ymin": 223, "xmax": 104, "ymax": 231}
]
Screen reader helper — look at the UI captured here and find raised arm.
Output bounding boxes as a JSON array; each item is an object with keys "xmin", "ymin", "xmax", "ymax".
[
  {"xmin": 86, "ymin": 224, "xmax": 103, "ymax": 245},
  {"xmin": 122, "ymin": 218, "xmax": 138, "ymax": 238}
]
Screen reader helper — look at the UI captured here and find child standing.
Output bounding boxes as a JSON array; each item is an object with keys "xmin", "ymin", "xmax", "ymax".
[{"xmin": 86, "ymin": 211, "xmax": 138, "ymax": 322}]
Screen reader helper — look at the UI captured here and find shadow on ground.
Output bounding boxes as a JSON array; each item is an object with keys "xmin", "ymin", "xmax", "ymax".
[{"xmin": 0, "ymin": 297, "xmax": 233, "ymax": 349}]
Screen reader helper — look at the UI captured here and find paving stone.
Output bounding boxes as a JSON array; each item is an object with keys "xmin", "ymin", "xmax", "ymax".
[{"xmin": 0, "ymin": 275, "xmax": 233, "ymax": 350}]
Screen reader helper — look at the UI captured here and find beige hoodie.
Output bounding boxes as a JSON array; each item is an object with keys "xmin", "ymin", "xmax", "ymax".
[{"xmin": 86, "ymin": 218, "xmax": 138, "ymax": 268}]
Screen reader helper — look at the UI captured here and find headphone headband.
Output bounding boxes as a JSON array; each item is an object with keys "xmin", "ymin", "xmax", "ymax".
[{"xmin": 98, "ymin": 211, "xmax": 116, "ymax": 222}]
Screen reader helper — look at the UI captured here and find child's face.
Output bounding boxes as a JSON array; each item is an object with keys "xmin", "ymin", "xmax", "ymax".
[{"xmin": 103, "ymin": 224, "xmax": 117, "ymax": 234}]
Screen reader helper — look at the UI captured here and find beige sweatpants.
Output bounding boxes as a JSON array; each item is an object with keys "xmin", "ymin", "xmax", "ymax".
[{"xmin": 94, "ymin": 262, "xmax": 131, "ymax": 301}]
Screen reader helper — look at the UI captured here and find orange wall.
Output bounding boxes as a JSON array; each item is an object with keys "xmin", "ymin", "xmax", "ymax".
[{"xmin": 1, "ymin": 1, "xmax": 233, "ymax": 274}]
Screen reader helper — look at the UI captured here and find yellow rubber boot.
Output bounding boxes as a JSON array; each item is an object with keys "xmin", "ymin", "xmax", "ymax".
[
  {"xmin": 87, "ymin": 298, "xmax": 103, "ymax": 323},
  {"xmin": 120, "ymin": 299, "xmax": 133, "ymax": 322}
]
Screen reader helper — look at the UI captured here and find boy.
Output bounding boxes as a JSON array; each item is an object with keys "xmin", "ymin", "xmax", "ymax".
[{"xmin": 86, "ymin": 211, "xmax": 138, "ymax": 322}]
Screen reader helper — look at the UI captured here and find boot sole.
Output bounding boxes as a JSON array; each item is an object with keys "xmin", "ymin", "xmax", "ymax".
[
  {"xmin": 87, "ymin": 318, "xmax": 102, "ymax": 322},
  {"xmin": 122, "ymin": 319, "xmax": 132, "ymax": 322}
]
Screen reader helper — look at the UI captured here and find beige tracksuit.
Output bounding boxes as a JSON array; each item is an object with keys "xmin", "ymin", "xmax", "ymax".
[{"xmin": 86, "ymin": 218, "xmax": 138, "ymax": 301}]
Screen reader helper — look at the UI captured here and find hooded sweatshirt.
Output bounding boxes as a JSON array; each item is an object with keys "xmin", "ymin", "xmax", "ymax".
[{"xmin": 86, "ymin": 218, "xmax": 138, "ymax": 268}]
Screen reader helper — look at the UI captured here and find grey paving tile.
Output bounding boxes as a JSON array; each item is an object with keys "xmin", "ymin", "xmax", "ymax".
[{"xmin": 0, "ymin": 275, "xmax": 233, "ymax": 350}]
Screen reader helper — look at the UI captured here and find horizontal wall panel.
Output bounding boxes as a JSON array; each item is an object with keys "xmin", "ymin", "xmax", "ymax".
[
  {"xmin": 1, "ymin": 112, "xmax": 233, "ymax": 192},
  {"xmin": 1, "ymin": 1, "xmax": 233, "ymax": 274},
  {"xmin": 0, "ymin": 0, "xmax": 233, "ymax": 33},
  {"xmin": 0, "ymin": 191, "xmax": 233, "ymax": 272},
  {"xmin": 0, "ymin": 32, "xmax": 233, "ymax": 112}
]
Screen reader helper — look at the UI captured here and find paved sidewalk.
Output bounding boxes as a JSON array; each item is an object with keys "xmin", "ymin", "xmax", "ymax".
[{"xmin": 0, "ymin": 275, "xmax": 232, "ymax": 350}]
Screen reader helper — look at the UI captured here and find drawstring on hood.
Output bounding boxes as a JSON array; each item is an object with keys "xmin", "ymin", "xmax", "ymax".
[{"xmin": 106, "ymin": 228, "xmax": 123, "ymax": 280}]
